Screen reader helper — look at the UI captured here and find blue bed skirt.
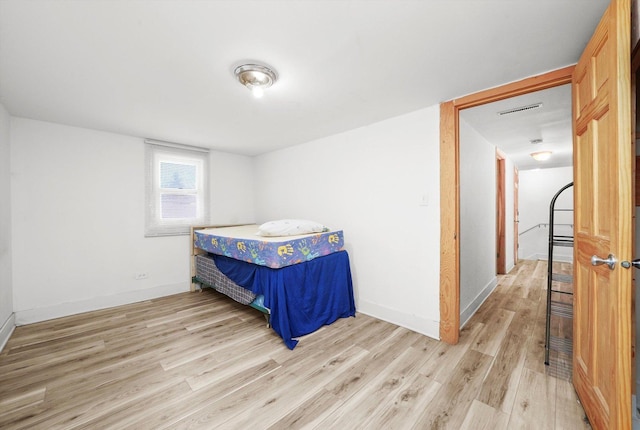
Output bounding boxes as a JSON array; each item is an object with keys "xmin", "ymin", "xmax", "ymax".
[{"xmin": 213, "ymin": 250, "xmax": 356, "ymax": 349}]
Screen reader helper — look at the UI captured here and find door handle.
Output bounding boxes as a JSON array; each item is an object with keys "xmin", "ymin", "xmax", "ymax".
[
  {"xmin": 591, "ymin": 254, "xmax": 616, "ymax": 270},
  {"xmin": 621, "ymin": 259, "xmax": 640, "ymax": 269}
]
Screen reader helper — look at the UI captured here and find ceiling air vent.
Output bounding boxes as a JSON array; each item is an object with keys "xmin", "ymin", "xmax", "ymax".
[{"xmin": 497, "ymin": 102, "xmax": 543, "ymax": 116}]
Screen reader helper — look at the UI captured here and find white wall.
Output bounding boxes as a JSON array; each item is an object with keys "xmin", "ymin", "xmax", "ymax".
[
  {"xmin": 10, "ymin": 118, "xmax": 254, "ymax": 324},
  {"xmin": 209, "ymin": 151, "xmax": 255, "ymax": 225},
  {"xmin": 253, "ymin": 106, "xmax": 441, "ymax": 338},
  {"xmin": 459, "ymin": 118, "xmax": 498, "ymax": 326},
  {"xmin": 518, "ymin": 166, "xmax": 573, "ymax": 262},
  {"xmin": 0, "ymin": 103, "xmax": 14, "ymax": 349}
]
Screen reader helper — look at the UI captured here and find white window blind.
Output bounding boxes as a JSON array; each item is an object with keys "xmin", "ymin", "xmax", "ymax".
[{"xmin": 145, "ymin": 139, "xmax": 209, "ymax": 237}]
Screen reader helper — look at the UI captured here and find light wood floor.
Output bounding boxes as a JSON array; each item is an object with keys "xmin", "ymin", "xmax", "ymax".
[{"xmin": 0, "ymin": 259, "xmax": 590, "ymax": 429}]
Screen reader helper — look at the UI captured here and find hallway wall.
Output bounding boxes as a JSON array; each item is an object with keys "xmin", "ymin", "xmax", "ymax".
[{"xmin": 518, "ymin": 166, "xmax": 573, "ymax": 262}]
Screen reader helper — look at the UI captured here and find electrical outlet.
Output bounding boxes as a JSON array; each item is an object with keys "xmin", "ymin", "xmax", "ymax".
[{"xmin": 135, "ymin": 272, "xmax": 148, "ymax": 280}]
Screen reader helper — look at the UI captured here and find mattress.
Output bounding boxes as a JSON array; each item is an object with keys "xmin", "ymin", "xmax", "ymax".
[{"xmin": 194, "ymin": 224, "xmax": 344, "ymax": 269}]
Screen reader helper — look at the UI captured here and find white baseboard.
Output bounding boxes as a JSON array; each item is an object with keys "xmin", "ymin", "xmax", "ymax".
[
  {"xmin": 357, "ymin": 299, "xmax": 439, "ymax": 340},
  {"xmin": 0, "ymin": 313, "xmax": 16, "ymax": 353},
  {"xmin": 460, "ymin": 277, "xmax": 498, "ymax": 328},
  {"xmin": 522, "ymin": 252, "xmax": 573, "ymax": 263},
  {"xmin": 522, "ymin": 252, "xmax": 542, "ymax": 261},
  {"xmin": 15, "ymin": 283, "xmax": 189, "ymax": 325}
]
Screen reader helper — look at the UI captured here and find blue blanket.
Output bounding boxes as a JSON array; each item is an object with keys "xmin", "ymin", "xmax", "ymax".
[{"xmin": 212, "ymin": 250, "xmax": 356, "ymax": 349}]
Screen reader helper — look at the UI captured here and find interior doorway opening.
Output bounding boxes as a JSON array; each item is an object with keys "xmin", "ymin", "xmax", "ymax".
[
  {"xmin": 439, "ymin": 66, "xmax": 574, "ymax": 344},
  {"xmin": 455, "ymin": 78, "xmax": 573, "ymax": 336}
]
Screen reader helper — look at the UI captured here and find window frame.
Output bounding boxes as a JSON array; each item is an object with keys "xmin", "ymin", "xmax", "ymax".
[{"xmin": 145, "ymin": 139, "xmax": 209, "ymax": 237}]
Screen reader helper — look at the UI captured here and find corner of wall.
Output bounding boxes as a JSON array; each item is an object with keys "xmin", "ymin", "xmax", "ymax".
[
  {"xmin": 0, "ymin": 313, "xmax": 16, "ymax": 353},
  {"xmin": 460, "ymin": 276, "xmax": 498, "ymax": 328},
  {"xmin": 357, "ymin": 300, "xmax": 440, "ymax": 340},
  {"xmin": 0, "ymin": 102, "xmax": 13, "ymax": 351}
]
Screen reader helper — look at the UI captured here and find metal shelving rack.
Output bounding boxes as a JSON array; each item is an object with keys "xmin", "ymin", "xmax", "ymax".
[{"xmin": 544, "ymin": 182, "xmax": 574, "ymax": 367}]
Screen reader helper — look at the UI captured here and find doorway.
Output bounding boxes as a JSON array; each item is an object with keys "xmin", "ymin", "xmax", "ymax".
[
  {"xmin": 439, "ymin": 66, "xmax": 574, "ymax": 344},
  {"xmin": 457, "ymin": 83, "xmax": 573, "ymax": 333}
]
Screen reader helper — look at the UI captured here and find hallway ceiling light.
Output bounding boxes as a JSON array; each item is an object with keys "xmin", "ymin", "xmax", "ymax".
[
  {"xmin": 234, "ymin": 63, "xmax": 277, "ymax": 98},
  {"xmin": 530, "ymin": 151, "xmax": 552, "ymax": 161}
]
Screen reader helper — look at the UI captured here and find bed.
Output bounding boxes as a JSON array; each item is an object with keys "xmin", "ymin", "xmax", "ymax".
[{"xmin": 190, "ymin": 224, "xmax": 355, "ymax": 349}]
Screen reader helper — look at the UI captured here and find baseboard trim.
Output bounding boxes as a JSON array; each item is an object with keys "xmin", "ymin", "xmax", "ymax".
[
  {"xmin": 460, "ymin": 277, "xmax": 498, "ymax": 328},
  {"xmin": 522, "ymin": 253, "xmax": 573, "ymax": 263},
  {"xmin": 0, "ymin": 313, "xmax": 16, "ymax": 353},
  {"xmin": 15, "ymin": 283, "xmax": 189, "ymax": 325},
  {"xmin": 356, "ymin": 300, "xmax": 439, "ymax": 340}
]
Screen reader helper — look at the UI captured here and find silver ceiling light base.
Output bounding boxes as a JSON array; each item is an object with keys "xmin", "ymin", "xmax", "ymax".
[{"xmin": 234, "ymin": 64, "xmax": 277, "ymax": 98}]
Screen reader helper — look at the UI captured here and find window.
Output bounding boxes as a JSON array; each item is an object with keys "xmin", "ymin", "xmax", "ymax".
[{"xmin": 145, "ymin": 139, "xmax": 209, "ymax": 236}]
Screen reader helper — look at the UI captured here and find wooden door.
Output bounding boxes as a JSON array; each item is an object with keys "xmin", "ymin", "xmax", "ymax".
[
  {"xmin": 514, "ymin": 167, "xmax": 519, "ymax": 265},
  {"xmin": 572, "ymin": 1, "xmax": 632, "ymax": 428},
  {"xmin": 496, "ymin": 151, "xmax": 506, "ymax": 274}
]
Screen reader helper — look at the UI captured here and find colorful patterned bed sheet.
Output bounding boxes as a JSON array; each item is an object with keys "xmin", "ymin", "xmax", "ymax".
[{"xmin": 194, "ymin": 224, "xmax": 344, "ymax": 269}]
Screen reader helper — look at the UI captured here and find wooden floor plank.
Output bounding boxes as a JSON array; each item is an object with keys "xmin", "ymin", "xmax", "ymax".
[
  {"xmin": 418, "ymin": 321, "xmax": 484, "ymax": 383},
  {"xmin": 316, "ymin": 345, "xmax": 435, "ymax": 429},
  {"xmin": 507, "ymin": 367, "xmax": 557, "ymax": 430},
  {"xmin": 170, "ymin": 344, "xmax": 367, "ymax": 429},
  {"xmin": 222, "ymin": 345, "xmax": 370, "ymax": 429},
  {"xmin": 471, "ymin": 307, "xmax": 515, "ymax": 357},
  {"xmin": 128, "ymin": 360, "xmax": 283, "ymax": 429},
  {"xmin": 266, "ymin": 389, "xmax": 342, "ymax": 430},
  {"xmin": 413, "ymin": 349, "xmax": 493, "ymax": 429},
  {"xmin": 0, "ymin": 387, "xmax": 46, "ymax": 419},
  {"xmin": 459, "ymin": 399, "xmax": 510, "ymax": 430},
  {"xmin": 555, "ymin": 377, "xmax": 591, "ymax": 429},
  {"xmin": 476, "ymin": 298, "xmax": 536, "ymax": 413},
  {"xmin": 0, "ymin": 259, "xmax": 591, "ymax": 429},
  {"xmin": 361, "ymin": 372, "xmax": 441, "ymax": 429},
  {"xmin": 523, "ymin": 294, "xmax": 550, "ymax": 375},
  {"xmin": 323, "ymin": 328, "xmax": 423, "ymax": 399}
]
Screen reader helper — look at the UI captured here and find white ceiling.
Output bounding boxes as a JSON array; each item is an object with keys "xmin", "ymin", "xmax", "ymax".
[
  {"xmin": 461, "ymin": 84, "xmax": 573, "ymax": 171},
  {"xmin": 0, "ymin": 0, "xmax": 608, "ymax": 156}
]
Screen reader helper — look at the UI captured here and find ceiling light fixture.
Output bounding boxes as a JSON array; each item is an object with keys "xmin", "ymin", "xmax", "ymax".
[
  {"xmin": 234, "ymin": 63, "xmax": 277, "ymax": 98},
  {"xmin": 530, "ymin": 151, "xmax": 552, "ymax": 161}
]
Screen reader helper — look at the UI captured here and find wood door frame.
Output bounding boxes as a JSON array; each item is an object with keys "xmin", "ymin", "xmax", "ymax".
[
  {"xmin": 496, "ymin": 149, "xmax": 507, "ymax": 275},
  {"xmin": 439, "ymin": 65, "xmax": 575, "ymax": 344},
  {"xmin": 514, "ymin": 166, "xmax": 520, "ymax": 265},
  {"xmin": 632, "ymin": 30, "xmax": 640, "ymax": 406}
]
